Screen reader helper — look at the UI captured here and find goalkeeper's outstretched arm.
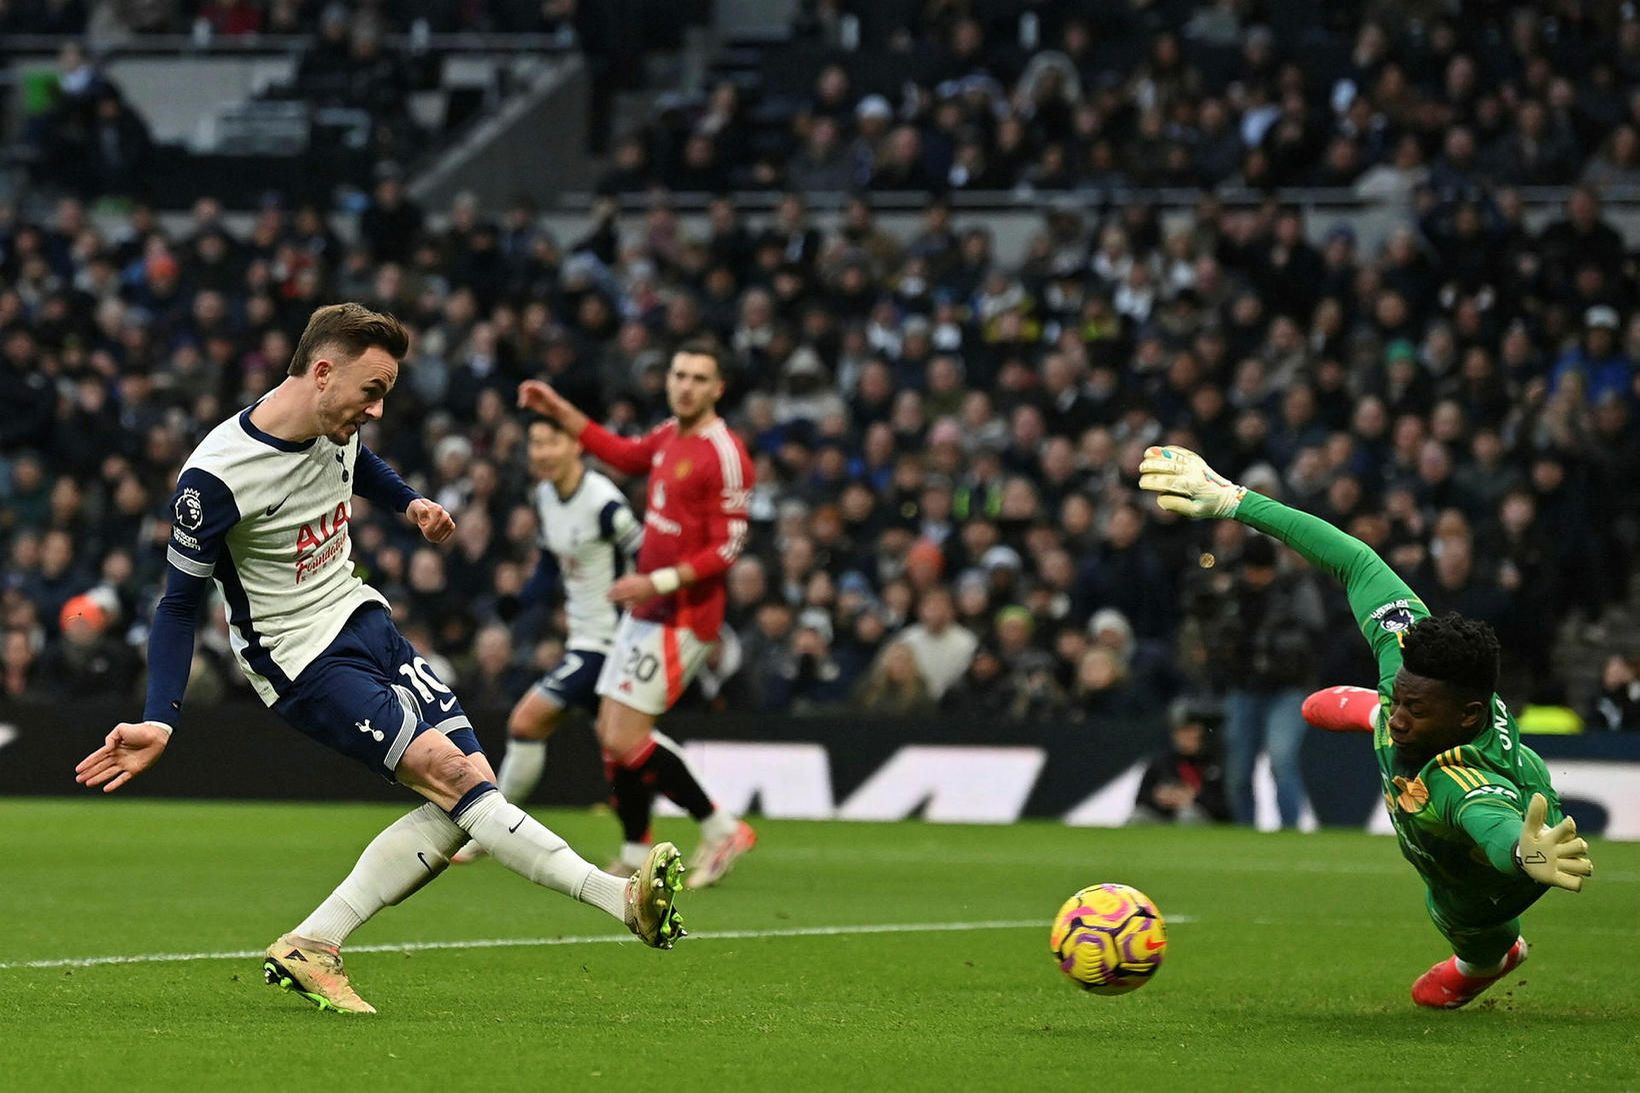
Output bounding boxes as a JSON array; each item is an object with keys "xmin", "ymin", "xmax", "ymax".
[{"xmin": 1138, "ymin": 446, "xmax": 1427, "ymax": 684}]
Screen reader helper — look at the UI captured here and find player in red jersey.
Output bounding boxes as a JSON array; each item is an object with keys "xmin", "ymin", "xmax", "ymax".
[{"xmin": 518, "ymin": 340, "xmax": 757, "ymax": 888}]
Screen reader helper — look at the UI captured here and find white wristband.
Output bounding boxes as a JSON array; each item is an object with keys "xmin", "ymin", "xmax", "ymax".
[
  {"xmin": 650, "ymin": 567, "xmax": 682, "ymax": 595},
  {"xmin": 142, "ymin": 720, "xmax": 175, "ymax": 738}
]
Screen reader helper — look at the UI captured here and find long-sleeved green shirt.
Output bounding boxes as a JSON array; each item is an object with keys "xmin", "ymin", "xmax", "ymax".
[{"xmin": 1236, "ymin": 493, "xmax": 1557, "ymax": 924}]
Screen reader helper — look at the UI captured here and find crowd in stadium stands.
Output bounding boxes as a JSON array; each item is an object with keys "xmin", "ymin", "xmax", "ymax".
[
  {"xmin": 605, "ymin": 2, "xmax": 1640, "ymax": 198},
  {"xmin": 3, "ymin": 3, "xmax": 1640, "ymax": 743},
  {"xmin": 0, "ymin": 0, "xmax": 596, "ymax": 37}
]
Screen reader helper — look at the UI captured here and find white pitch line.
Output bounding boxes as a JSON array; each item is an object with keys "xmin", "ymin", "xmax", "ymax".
[{"xmin": 6, "ymin": 918, "xmax": 1201, "ymax": 972}]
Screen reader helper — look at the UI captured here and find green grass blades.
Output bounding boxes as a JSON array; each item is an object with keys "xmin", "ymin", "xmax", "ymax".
[{"xmin": 2, "ymin": 799, "xmax": 1636, "ymax": 1092}]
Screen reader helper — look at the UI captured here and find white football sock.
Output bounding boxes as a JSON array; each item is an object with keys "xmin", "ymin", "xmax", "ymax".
[
  {"xmin": 578, "ymin": 868, "xmax": 629, "ymax": 920},
  {"xmin": 452, "ymin": 787, "xmax": 625, "ymax": 921},
  {"xmin": 295, "ymin": 802, "xmax": 468, "ymax": 948},
  {"xmin": 701, "ymin": 806, "xmax": 739, "ymax": 842},
  {"xmin": 495, "ymin": 738, "xmax": 547, "ymax": 803}
]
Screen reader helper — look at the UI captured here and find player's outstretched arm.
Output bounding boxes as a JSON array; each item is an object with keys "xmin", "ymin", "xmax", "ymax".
[
  {"xmin": 75, "ymin": 721, "xmax": 171, "ymax": 792},
  {"xmin": 1517, "ymin": 792, "xmax": 1594, "ymax": 892},
  {"xmin": 1138, "ymin": 446, "xmax": 1407, "ymax": 590},
  {"xmin": 1139, "ymin": 446, "xmax": 1426, "ymax": 684}
]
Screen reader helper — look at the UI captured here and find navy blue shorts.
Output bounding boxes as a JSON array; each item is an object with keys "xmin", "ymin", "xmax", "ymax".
[
  {"xmin": 273, "ymin": 605, "xmax": 485, "ymax": 780},
  {"xmin": 530, "ymin": 648, "xmax": 606, "ymax": 714}
]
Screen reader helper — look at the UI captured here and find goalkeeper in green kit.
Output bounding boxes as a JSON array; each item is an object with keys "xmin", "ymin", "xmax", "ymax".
[{"xmin": 1138, "ymin": 446, "xmax": 1595, "ymax": 1009}]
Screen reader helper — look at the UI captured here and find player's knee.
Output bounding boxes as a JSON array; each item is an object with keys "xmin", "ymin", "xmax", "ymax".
[
  {"xmin": 598, "ymin": 719, "xmax": 638, "ymax": 754},
  {"xmin": 425, "ymin": 749, "xmax": 484, "ymax": 797},
  {"xmin": 508, "ymin": 705, "xmax": 554, "ymax": 741}
]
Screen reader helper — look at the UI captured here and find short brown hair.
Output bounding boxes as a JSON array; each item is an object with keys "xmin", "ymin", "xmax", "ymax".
[
  {"xmin": 673, "ymin": 337, "xmax": 728, "ymax": 381},
  {"xmin": 288, "ymin": 303, "xmax": 410, "ymax": 376}
]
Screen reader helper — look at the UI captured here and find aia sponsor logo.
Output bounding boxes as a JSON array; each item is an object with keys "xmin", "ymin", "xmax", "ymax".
[
  {"xmin": 295, "ymin": 502, "xmax": 351, "ymax": 554},
  {"xmin": 294, "ymin": 502, "xmax": 351, "ymax": 583}
]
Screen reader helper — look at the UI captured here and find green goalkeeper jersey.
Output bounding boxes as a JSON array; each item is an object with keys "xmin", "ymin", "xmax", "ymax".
[{"xmin": 1235, "ymin": 493, "xmax": 1558, "ymax": 924}]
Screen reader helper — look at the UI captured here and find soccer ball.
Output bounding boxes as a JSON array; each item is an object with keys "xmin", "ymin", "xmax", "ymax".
[{"xmin": 1049, "ymin": 883, "xmax": 1167, "ymax": 994}]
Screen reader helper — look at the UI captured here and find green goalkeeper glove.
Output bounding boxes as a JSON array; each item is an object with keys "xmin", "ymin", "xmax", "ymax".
[
  {"xmin": 1516, "ymin": 793, "xmax": 1594, "ymax": 892},
  {"xmin": 1137, "ymin": 446, "xmax": 1247, "ymax": 519}
]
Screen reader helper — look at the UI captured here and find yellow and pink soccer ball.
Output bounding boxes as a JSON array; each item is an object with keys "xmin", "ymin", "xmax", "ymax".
[{"xmin": 1049, "ymin": 883, "xmax": 1167, "ymax": 994}]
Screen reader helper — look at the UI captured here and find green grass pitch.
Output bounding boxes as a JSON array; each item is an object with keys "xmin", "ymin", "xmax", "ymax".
[{"xmin": 3, "ymin": 799, "xmax": 1635, "ymax": 1091}]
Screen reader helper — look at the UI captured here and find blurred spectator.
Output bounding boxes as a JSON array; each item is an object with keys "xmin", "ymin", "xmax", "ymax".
[
  {"xmin": 459, "ymin": 623, "xmax": 532, "ymax": 708},
  {"xmin": 29, "ymin": 46, "xmax": 154, "ymax": 202},
  {"xmin": 359, "ymin": 163, "xmax": 425, "ymax": 265},
  {"xmin": 896, "ymin": 587, "xmax": 977, "ymax": 699},
  {"xmin": 35, "ymin": 591, "xmax": 138, "ymax": 701},
  {"xmin": 1131, "ymin": 701, "xmax": 1230, "ymax": 825},
  {"xmin": 939, "ymin": 643, "xmax": 1016, "ymax": 720},
  {"xmin": 1, "ymin": 629, "xmax": 42, "ymax": 700},
  {"xmin": 1551, "ymin": 306, "xmax": 1633, "ymax": 406},
  {"xmin": 855, "ymin": 641, "xmax": 935, "ymax": 716},
  {"xmin": 1588, "ymin": 655, "xmax": 1640, "ymax": 732},
  {"xmin": 1061, "ymin": 645, "xmax": 1153, "ymax": 723},
  {"xmin": 1195, "ymin": 536, "xmax": 1323, "ymax": 828},
  {"xmin": 763, "ymin": 608, "xmax": 850, "ymax": 714}
]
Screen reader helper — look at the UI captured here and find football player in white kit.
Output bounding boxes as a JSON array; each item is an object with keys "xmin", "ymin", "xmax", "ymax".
[
  {"xmin": 73, "ymin": 304, "xmax": 686, "ymax": 1014},
  {"xmin": 453, "ymin": 414, "xmax": 642, "ymax": 865}
]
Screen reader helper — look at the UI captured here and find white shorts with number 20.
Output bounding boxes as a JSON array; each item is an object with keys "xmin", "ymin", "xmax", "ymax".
[{"xmin": 595, "ymin": 614, "xmax": 711, "ymax": 716}]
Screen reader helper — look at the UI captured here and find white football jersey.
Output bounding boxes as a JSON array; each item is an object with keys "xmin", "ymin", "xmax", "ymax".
[
  {"xmin": 165, "ymin": 406, "xmax": 387, "ymax": 703},
  {"xmin": 534, "ymin": 467, "xmax": 641, "ymax": 654}
]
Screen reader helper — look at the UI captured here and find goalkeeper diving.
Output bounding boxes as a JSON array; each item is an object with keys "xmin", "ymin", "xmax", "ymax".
[{"xmin": 1138, "ymin": 445, "xmax": 1594, "ymax": 1009}]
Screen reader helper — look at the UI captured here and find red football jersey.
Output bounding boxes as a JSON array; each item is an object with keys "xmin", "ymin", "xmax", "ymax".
[{"xmin": 579, "ymin": 417, "xmax": 753, "ymax": 640}]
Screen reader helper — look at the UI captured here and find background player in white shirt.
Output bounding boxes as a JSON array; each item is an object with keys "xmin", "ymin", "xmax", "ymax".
[
  {"xmin": 73, "ymin": 304, "xmax": 686, "ymax": 1014},
  {"xmin": 454, "ymin": 414, "xmax": 642, "ymax": 864}
]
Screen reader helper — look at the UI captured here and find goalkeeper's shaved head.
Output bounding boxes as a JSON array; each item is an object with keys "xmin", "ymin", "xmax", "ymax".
[{"xmin": 1401, "ymin": 613, "xmax": 1500, "ymax": 701}]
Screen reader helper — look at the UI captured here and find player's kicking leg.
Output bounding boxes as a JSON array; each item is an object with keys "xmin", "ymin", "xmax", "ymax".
[
  {"xmin": 264, "ymin": 617, "xmax": 683, "ymax": 1014},
  {"xmin": 268, "ymin": 732, "xmax": 687, "ymax": 1013},
  {"xmin": 452, "ymin": 686, "xmax": 563, "ymax": 864},
  {"xmin": 397, "ymin": 732, "xmax": 685, "ymax": 945}
]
